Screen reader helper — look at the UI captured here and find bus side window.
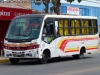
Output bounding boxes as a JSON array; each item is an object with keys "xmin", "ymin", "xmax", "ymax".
[
  {"xmin": 58, "ymin": 19, "xmax": 63, "ymax": 35},
  {"xmin": 71, "ymin": 20, "xmax": 75, "ymax": 35},
  {"xmin": 91, "ymin": 20, "xmax": 97, "ymax": 34},
  {"xmin": 75, "ymin": 20, "xmax": 80, "ymax": 35},
  {"xmin": 85, "ymin": 20, "xmax": 89, "ymax": 34},
  {"xmin": 82, "ymin": 20, "xmax": 85, "ymax": 34},
  {"xmin": 92, "ymin": 20, "xmax": 94, "ymax": 34},
  {"xmin": 64, "ymin": 19, "xmax": 69, "ymax": 35}
]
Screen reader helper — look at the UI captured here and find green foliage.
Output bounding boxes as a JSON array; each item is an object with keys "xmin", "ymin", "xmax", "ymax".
[
  {"xmin": 52, "ymin": 0, "xmax": 54, "ymax": 4},
  {"xmin": 77, "ymin": 0, "xmax": 82, "ymax": 3},
  {"xmin": 34, "ymin": 0, "xmax": 82, "ymax": 14},
  {"xmin": 34, "ymin": 0, "xmax": 42, "ymax": 5},
  {"xmin": 67, "ymin": 0, "xmax": 74, "ymax": 3},
  {"xmin": 35, "ymin": 2, "xmax": 41, "ymax": 5},
  {"xmin": 65, "ymin": 0, "xmax": 82, "ymax": 3}
]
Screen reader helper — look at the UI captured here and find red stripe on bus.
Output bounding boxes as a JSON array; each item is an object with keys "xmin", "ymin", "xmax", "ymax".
[
  {"xmin": 60, "ymin": 40, "xmax": 68, "ymax": 51},
  {"xmin": 67, "ymin": 38, "xmax": 98, "ymax": 42}
]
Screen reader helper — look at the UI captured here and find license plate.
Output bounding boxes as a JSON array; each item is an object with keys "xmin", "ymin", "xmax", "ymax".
[{"xmin": 16, "ymin": 53, "xmax": 21, "ymax": 55}]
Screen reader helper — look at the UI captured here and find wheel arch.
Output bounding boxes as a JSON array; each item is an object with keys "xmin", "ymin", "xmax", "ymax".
[
  {"xmin": 80, "ymin": 46, "xmax": 86, "ymax": 53},
  {"xmin": 43, "ymin": 49, "xmax": 51, "ymax": 58}
]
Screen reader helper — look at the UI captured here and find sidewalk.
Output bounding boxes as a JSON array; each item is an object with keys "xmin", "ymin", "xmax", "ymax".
[{"xmin": 0, "ymin": 56, "xmax": 9, "ymax": 63}]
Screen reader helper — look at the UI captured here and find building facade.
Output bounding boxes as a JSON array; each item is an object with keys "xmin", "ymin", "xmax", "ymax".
[{"xmin": 31, "ymin": 0, "xmax": 100, "ymax": 25}]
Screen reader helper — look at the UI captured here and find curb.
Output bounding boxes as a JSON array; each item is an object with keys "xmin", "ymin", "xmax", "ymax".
[{"xmin": 0, "ymin": 59, "xmax": 10, "ymax": 63}]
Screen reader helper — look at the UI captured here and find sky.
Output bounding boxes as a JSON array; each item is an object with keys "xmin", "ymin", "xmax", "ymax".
[{"xmin": 61, "ymin": 0, "xmax": 100, "ymax": 7}]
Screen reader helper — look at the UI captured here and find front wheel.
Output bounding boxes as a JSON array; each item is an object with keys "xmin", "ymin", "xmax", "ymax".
[
  {"xmin": 38, "ymin": 52, "xmax": 48, "ymax": 64},
  {"xmin": 9, "ymin": 58, "xmax": 20, "ymax": 64}
]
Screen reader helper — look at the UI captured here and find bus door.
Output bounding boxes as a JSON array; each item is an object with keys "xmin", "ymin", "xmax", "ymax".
[{"xmin": 41, "ymin": 18, "xmax": 56, "ymax": 57}]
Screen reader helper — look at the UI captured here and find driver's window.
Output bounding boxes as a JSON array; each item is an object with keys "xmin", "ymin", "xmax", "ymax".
[{"xmin": 42, "ymin": 18, "xmax": 54, "ymax": 43}]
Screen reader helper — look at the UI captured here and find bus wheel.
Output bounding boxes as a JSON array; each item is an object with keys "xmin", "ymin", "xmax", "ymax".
[
  {"xmin": 39, "ymin": 52, "xmax": 48, "ymax": 64},
  {"xmin": 73, "ymin": 50, "xmax": 84, "ymax": 59},
  {"xmin": 78, "ymin": 50, "xmax": 84, "ymax": 59},
  {"xmin": 9, "ymin": 58, "xmax": 19, "ymax": 64}
]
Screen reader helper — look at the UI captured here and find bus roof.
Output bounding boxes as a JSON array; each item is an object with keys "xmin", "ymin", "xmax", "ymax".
[
  {"xmin": 45, "ymin": 14, "xmax": 97, "ymax": 19},
  {"xmin": 14, "ymin": 14, "xmax": 97, "ymax": 19}
]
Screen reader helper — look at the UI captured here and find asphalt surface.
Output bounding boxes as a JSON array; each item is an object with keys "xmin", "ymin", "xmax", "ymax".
[{"xmin": 0, "ymin": 53, "xmax": 100, "ymax": 75}]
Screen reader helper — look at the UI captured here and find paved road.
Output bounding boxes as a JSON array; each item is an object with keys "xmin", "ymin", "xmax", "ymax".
[{"xmin": 0, "ymin": 53, "xmax": 100, "ymax": 75}]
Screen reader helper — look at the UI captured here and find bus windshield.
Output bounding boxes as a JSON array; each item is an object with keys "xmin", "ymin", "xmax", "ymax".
[{"xmin": 5, "ymin": 17, "xmax": 43, "ymax": 41}]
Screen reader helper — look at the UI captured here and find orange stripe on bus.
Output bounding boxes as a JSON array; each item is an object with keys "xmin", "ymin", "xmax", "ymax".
[
  {"xmin": 57, "ymin": 39, "xmax": 65, "ymax": 47},
  {"xmin": 87, "ymin": 48, "xmax": 98, "ymax": 50},
  {"xmin": 65, "ymin": 50, "xmax": 79, "ymax": 53}
]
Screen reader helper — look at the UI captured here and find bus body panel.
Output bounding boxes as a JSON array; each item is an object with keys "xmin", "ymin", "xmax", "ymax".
[
  {"xmin": 4, "ymin": 40, "xmax": 40, "ymax": 58},
  {"xmin": 54, "ymin": 34, "xmax": 98, "ymax": 57}
]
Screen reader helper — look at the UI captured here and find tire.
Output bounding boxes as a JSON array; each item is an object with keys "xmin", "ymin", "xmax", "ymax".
[
  {"xmin": 73, "ymin": 50, "xmax": 84, "ymax": 59},
  {"xmin": 38, "ymin": 52, "xmax": 48, "ymax": 64},
  {"xmin": 9, "ymin": 58, "xmax": 19, "ymax": 64},
  {"xmin": 78, "ymin": 51, "xmax": 84, "ymax": 59}
]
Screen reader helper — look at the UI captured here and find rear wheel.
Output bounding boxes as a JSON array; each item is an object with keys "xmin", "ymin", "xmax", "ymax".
[
  {"xmin": 9, "ymin": 58, "xmax": 19, "ymax": 64},
  {"xmin": 38, "ymin": 52, "xmax": 48, "ymax": 64},
  {"xmin": 73, "ymin": 50, "xmax": 84, "ymax": 59}
]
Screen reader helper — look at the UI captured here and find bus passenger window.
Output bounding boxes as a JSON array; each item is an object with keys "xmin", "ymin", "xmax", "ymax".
[
  {"xmin": 58, "ymin": 19, "xmax": 63, "ymax": 35},
  {"xmin": 92, "ymin": 20, "xmax": 94, "ymax": 34},
  {"xmin": 85, "ymin": 20, "xmax": 89, "ymax": 34},
  {"xmin": 71, "ymin": 20, "xmax": 75, "ymax": 35},
  {"xmin": 82, "ymin": 20, "xmax": 85, "ymax": 34},
  {"xmin": 64, "ymin": 20, "xmax": 69, "ymax": 35},
  {"xmin": 91, "ymin": 20, "xmax": 97, "ymax": 34},
  {"xmin": 75, "ymin": 20, "xmax": 80, "ymax": 35}
]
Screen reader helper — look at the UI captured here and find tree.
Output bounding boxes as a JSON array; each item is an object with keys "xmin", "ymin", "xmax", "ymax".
[
  {"xmin": 51, "ymin": 0, "xmax": 61, "ymax": 15},
  {"xmin": 35, "ymin": 0, "xmax": 82, "ymax": 14},
  {"xmin": 51, "ymin": 0, "xmax": 82, "ymax": 15},
  {"xmin": 42, "ymin": 0, "xmax": 50, "ymax": 13},
  {"xmin": 34, "ymin": 0, "xmax": 50, "ymax": 13},
  {"xmin": 65, "ymin": 0, "xmax": 82, "ymax": 3}
]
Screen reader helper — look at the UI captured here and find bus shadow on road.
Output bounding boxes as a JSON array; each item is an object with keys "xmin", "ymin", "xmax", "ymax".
[
  {"xmin": 47, "ymin": 56, "xmax": 95, "ymax": 64},
  {"xmin": 10, "ymin": 56, "xmax": 95, "ymax": 65}
]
